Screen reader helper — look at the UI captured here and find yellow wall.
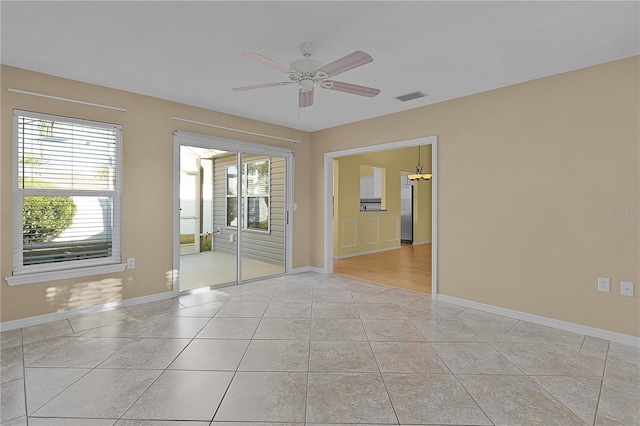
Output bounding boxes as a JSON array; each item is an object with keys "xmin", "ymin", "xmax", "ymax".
[
  {"xmin": 0, "ymin": 65, "xmax": 311, "ymax": 322},
  {"xmin": 360, "ymin": 165, "xmax": 374, "ymax": 177},
  {"xmin": 311, "ymin": 57, "xmax": 640, "ymax": 337},
  {"xmin": 412, "ymin": 147, "xmax": 432, "ymax": 244},
  {"xmin": 333, "ymin": 147, "xmax": 432, "ymax": 257}
]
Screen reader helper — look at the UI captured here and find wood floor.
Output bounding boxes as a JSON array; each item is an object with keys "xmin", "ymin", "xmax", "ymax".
[{"xmin": 333, "ymin": 243, "xmax": 431, "ymax": 294}]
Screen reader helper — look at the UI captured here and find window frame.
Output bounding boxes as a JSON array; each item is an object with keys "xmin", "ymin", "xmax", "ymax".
[
  {"xmin": 6, "ymin": 110, "xmax": 125, "ymax": 286},
  {"xmin": 225, "ymin": 159, "xmax": 271, "ymax": 233}
]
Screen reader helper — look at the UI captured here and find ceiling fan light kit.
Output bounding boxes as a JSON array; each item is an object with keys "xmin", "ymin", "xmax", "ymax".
[{"xmin": 233, "ymin": 42, "xmax": 380, "ymax": 108}]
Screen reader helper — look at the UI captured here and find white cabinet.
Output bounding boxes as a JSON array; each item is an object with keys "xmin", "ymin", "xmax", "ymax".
[
  {"xmin": 360, "ymin": 167, "xmax": 383, "ymax": 199},
  {"xmin": 360, "ymin": 176, "xmax": 374, "ymax": 199},
  {"xmin": 372, "ymin": 167, "xmax": 383, "ymax": 198}
]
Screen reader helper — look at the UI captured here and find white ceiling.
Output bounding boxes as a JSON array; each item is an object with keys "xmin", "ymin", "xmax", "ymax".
[{"xmin": 2, "ymin": 1, "xmax": 638, "ymax": 132}]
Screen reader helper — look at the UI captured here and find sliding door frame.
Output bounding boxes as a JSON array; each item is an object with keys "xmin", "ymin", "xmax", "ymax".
[{"xmin": 172, "ymin": 131, "xmax": 294, "ymax": 295}]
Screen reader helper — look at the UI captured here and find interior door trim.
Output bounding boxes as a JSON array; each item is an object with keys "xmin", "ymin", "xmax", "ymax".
[{"xmin": 323, "ymin": 135, "xmax": 438, "ymax": 298}]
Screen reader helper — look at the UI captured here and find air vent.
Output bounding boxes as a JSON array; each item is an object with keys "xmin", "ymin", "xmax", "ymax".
[{"xmin": 395, "ymin": 91, "xmax": 427, "ymax": 102}]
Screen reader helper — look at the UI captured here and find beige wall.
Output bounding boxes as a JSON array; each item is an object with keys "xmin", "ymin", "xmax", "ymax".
[
  {"xmin": 1, "ymin": 65, "xmax": 311, "ymax": 322},
  {"xmin": 2, "ymin": 57, "xmax": 638, "ymax": 338},
  {"xmin": 311, "ymin": 57, "xmax": 640, "ymax": 337}
]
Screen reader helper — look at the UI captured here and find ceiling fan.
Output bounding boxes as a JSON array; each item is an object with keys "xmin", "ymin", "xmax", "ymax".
[{"xmin": 233, "ymin": 42, "xmax": 380, "ymax": 108}]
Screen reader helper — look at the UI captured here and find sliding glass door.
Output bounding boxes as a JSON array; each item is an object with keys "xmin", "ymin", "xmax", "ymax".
[
  {"xmin": 179, "ymin": 146, "xmax": 237, "ymax": 291},
  {"xmin": 174, "ymin": 132, "xmax": 291, "ymax": 293},
  {"xmin": 239, "ymin": 152, "xmax": 286, "ymax": 281}
]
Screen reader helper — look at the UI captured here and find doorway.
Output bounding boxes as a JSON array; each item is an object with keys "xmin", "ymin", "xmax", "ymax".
[
  {"xmin": 173, "ymin": 131, "xmax": 293, "ymax": 294},
  {"xmin": 324, "ymin": 136, "xmax": 438, "ymax": 296}
]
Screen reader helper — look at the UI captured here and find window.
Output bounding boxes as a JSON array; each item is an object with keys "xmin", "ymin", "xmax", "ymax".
[
  {"xmin": 10, "ymin": 110, "xmax": 123, "ymax": 282},
  {"xmin": 226, "ymin": 159, "xmax": 270, "ymax": 231}
]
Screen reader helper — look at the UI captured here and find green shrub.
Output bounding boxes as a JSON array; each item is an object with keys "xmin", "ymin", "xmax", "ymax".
[
  {"xmin": 200, "ymin": 233, "xmax": 212, "ymax": 251},
  {"xmin": 23, "ymin": 195, "xmax": 76, "ymax": 244},
  {"xmin": 180, "ymin": 234, "xmax": 195, "ymax": 244}
]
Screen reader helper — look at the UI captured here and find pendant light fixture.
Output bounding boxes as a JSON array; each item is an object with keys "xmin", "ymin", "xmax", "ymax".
[{"xmin": 408, "ymin": 145, "xmax": 432, "ymax": 181}]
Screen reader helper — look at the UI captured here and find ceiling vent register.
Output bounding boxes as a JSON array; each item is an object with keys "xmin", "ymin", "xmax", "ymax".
[{"xmin": 395, "ymin": 91, "xmax": 427, "ymax": 102}]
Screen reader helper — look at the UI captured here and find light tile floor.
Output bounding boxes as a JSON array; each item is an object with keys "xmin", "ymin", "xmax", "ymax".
[{"xmin": 1, "ymin": 272, "xmax": 639, "ymax": 425}]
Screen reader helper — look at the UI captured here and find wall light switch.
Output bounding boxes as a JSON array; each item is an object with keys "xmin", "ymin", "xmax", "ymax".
[
  {"xmin": 127, "ymin": 258, "xmax": 135, "ymax": 269},
  {"xmin": 621, "ymin": 281, "xmax": 634, "ymax": 297}
]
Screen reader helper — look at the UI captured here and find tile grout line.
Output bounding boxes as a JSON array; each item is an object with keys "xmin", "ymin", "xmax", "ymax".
[
  {"xmin": 305, "ymin": 281, "xmax": 316, "ymax": 424},
  {"xmin": 103, "ymin": 319, "xmax": 181, "ymax": 423},
  {"xmin": 21, "ymin": 327, "xmax": 28, "ymax": 426},
  {"xmin": 592, "ymin": 340, "xmax": 612, "ymax": 426},
  {"xmin": 485, "ymin": 340, "xmax": 529, "ymax": 377},
  {"xmin": 528, "ymin": 374, "xmax": 597, "ymax": 425},
  {"xmin": 579, "ymin": 334, "xmax": 588, "ymax": 353},
  {"xmin": 21, "ymin": 321, "xmax": 119, "ymax": 423},
  {"xmin": 94, "ymin": 300, "xmax": 215, "ymax": 422},
  {"xmin": 448, "ymin": 372, "xmax": 496, "ymax": 426},
  {"xmin": 365, "ymin": 303, "xmax": 401, "ymax": 426},
  {"xmin": 120, "ymin": 292, "xmax": 239, "ymax": 422},
  {"xmin": 210, "ymin": 282, "xmax": 278, "ymax": 422}
]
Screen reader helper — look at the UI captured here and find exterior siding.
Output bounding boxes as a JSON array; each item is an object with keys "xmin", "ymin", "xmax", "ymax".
[{"xmin": 212, "ymin": 153, "xmax": 285, "ymax": 266}]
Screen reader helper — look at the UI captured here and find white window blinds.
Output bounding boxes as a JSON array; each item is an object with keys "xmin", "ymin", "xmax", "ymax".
[{"xmin": 12, "ymin": 110, "xmax": 122, "ymax": 275}]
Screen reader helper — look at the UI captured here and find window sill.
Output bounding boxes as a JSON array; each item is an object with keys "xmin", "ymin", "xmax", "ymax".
[{"xmin": 5, "ymin": 263, "xmax": 127, "ymax": 286}]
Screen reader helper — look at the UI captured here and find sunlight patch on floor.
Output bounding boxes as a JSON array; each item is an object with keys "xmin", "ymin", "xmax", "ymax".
[{"xmin": 179, "ymin": 251, "xmax": 284, "ymax": 291}]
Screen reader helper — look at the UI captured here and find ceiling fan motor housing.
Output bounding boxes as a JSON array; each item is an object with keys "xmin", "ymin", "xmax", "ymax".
[
  {"xmin": 288, "ymin": 68, "xmax": 329, "ymax": 92},
  {"xmin": 289, "ymin": 57, "xmax": 324, "ymax": 74}
]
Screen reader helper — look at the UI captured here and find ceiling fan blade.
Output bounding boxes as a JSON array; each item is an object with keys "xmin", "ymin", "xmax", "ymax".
[
  {"xmin": 243, "ymin": 52, "xmax": 294, "ymax": 74},
  {"xmin": 322, "ymin": 81, "xmax": 380, "ymax": 97},
  {"xmin": 232, "ymin": 81, "xmax": 294, "ymax": 91},
  {"xmin": 319, "ymin": 51, "xmax": 373, "ymax": 77},
  {"xmin": 299, "ymin": 89, "xmax": 314, "ymax": 108}
]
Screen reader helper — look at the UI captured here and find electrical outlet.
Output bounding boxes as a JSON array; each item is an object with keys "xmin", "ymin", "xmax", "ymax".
[
  {"xmin": 621, "ymin": 281, "xmax": 634, "ymax": 297},
  {"xmin": 127, "ymin": 258, "xmax": 135, "ymax": 269},
  {"xmin": 597, "ymin": 277, "xmax": 610, "ymax": 292}
]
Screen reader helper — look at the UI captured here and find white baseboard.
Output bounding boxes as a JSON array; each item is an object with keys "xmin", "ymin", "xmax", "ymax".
[
  {"xmin": 413, "ymin": 240, "xmax": 432, "ymax": 246},
  {"xmin": 290, "ymin": 266, "xmax": 327, "ymax": 275},
  {"xmin": 0, "ymin": 291, "xmax": 174, "ymax": 332},
  {"xmin": 437, "ymin": 294, "xmax": 640, "ymax": 347},
  {"xmin": 334, "ymin": 245, "xmax": 400, "ymax": 260}
]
